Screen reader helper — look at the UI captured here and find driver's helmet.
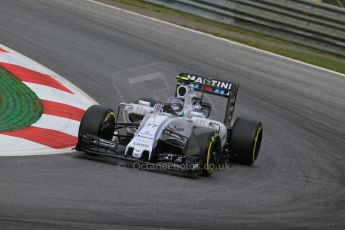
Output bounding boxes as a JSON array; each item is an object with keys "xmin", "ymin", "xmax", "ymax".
[{"xmin": 165, "ymin": 96, "xmax": 184, "ymax": 114}]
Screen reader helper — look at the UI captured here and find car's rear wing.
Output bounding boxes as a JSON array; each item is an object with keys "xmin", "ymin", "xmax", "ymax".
[
  {"xmin": 176, "ymin": 73, "xmax": 234, "ymax": 98},
  {"xmin": 176, "ymin": 73, "xmax": 239, "ymax": 128}
]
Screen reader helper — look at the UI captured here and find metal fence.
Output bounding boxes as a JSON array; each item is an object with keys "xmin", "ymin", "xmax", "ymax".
[{"xmin": 143, "ymin": 0, "xmax": 345, "ymax": 56}]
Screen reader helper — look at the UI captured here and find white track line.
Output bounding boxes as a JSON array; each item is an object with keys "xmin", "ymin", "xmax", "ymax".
[
  {"xmin": 0, "ymin": 134, "xmax": 75, "ymax": 157},
  {"xmin": 0, "ymin": 135, "xmax": 46, "ymax": 151},
  {"xmin": 32, "ymin": 114, "xmax": 80, "ymax": 137},
  {"xmin": 0, "ymin": 52, "xmax": 54, "ymax": 76},
  {"xmin": 86, "ymin": 0, "xmax": 345, "ymax": 78},
  {"xmin": 23, "ymin": 82, "xmax": 90, "ymax": 110}
]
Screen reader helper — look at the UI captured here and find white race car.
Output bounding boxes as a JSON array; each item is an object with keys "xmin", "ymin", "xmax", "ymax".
[{"xmin": 76, "ymin": 73, "xmax": 263, "ymax": 176}]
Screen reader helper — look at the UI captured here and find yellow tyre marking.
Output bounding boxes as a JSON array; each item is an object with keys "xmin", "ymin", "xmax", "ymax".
[
  {"xmin": 206, "ymin": 133, "xmax": 219, "ymax": 174},
  {"xmin": 104, "ymin": 112, "xmax": 115, "ymax": 124},
  {"xmin": 252, "ymin": 127, "xmax": 263, "ymax": 162}
]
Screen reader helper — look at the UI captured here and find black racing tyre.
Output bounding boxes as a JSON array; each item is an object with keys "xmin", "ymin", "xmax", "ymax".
[
  {"xmin": 78, "ymin": 105, "xmax": 116, "ymax": 141},
  {"xmin": 229, "ymin": 117, "xmax": 263, "ymax": 165},
  {"xmin": 194, "ymin": 129, "xmax": 222, "ymax": 177}
]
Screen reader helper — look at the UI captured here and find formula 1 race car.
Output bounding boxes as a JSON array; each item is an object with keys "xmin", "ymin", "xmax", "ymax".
[{"xmin": 76, "ymin": 73, "xmax": 263, "ymax": 176}]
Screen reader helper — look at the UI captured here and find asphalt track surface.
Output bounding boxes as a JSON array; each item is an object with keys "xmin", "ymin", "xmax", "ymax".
[{"xmin": 0, "ymin": 0, "xmax": 345, "ymax": 229}]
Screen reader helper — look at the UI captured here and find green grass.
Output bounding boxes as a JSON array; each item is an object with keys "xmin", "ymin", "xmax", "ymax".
[
  {"xmin": 112, "ymin": 0, "xmax": 345, "ymax": 74},
  {"xmin": 0, "ymin": 66, "xmax": 42, "ymax": 132}
]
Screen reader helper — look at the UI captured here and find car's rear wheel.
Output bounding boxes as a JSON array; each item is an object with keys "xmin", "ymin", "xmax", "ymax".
[
  {"xmin": 229, "ymin": 117, "xmax": 263, "ymax": 165},
  {"xmin": 78, "ymin": 105, "xmax": 116, "ymax": 141},
  {"xmin": 195, "ymin": 129, "xmax": 221, "ymax": 176}
]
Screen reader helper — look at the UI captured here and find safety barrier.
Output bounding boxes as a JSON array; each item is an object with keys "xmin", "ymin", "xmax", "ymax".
[{"xmin": 143, "ymin": 0, "xmax": 345, "ymax": 55}]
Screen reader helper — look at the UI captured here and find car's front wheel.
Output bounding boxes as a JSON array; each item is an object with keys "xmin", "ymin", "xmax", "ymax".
[
  {"xmin": 196, "ymin": 129, "xmax": 222, "ymax": 176},
  {"xmin": 78, "ymin": 105, "xmax": 115, "ymax": 141}
]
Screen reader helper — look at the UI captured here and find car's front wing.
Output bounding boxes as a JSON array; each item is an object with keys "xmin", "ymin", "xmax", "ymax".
[{"xmin": 75, "ymin": 134, "xmax": 204, "ymax": 175}]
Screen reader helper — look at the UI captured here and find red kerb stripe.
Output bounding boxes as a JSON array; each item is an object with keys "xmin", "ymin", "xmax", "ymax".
[
  {"xmin": 0, "ymin": 48, "xmax": 8, "ymax": 53},
  {"xmin": 0, "ymin": 62, "xmax": 73, "ymax": 93},
  {"xmin": 3, "ymin": 127, "xmax": 77, "ymax": 149},
  {"xmin": 41, "ymin": 100, "xmax": 85, "ymax": 121}
]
